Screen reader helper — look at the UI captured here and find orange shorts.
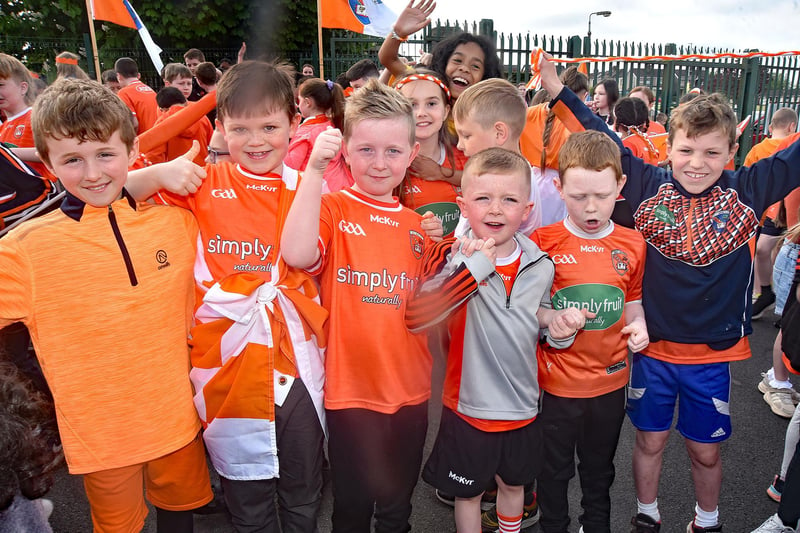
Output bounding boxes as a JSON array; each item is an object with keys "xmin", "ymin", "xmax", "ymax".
[{"xmin": 82, "ymin": 433, "xmax": 212, "ymax": 533}]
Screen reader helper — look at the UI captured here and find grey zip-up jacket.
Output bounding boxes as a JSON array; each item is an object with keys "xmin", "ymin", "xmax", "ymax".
[{"xmin": 407, "ymin": 233, "xmax": 574, "ymax": 421}]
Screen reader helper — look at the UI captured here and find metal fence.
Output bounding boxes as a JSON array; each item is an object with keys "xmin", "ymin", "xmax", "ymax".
[{"xmin": 4, "ymin": 21, "xmax": 800, "ymax": 163}]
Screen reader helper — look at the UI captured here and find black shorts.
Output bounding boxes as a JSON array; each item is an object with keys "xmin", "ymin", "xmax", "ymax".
[{"xmin": 422, "ymin": 407, "xmax": 542, "ymax": 498}]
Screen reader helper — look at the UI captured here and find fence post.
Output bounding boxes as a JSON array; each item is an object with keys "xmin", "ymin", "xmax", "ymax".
[
  {"xmin": 737, "ymin": 51, "xmax": 761, "ymax": 161},
  {"xmin": 478, "ymin": 19, "xmax": 494, "ymax": 39},
  {"xmin": 567, "ymin": 36, "xmax": 583, "ymax": 58},
  {"xmin": 659, "ymin": 43, "xmax": 678, "ymax": 118}
]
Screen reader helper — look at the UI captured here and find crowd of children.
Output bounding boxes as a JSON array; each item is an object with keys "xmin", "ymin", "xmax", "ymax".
[{"xmin": 1, "ymin": 9, "xmax": 800, "ymax": 533}]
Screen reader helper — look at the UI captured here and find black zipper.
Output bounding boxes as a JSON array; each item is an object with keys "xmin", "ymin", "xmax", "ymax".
[
  {"xmin": 505, "ymin": 255, "xmax": 549, "ymax": 309},
  {"xmin": 108, "ymin": 205, "xmax": 138, "ymax": 286}
]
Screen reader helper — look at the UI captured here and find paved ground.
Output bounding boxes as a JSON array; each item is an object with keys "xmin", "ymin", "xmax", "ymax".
[{"xmin": 46, "ymin": 317, "xmax": 792, "ymax": 532}]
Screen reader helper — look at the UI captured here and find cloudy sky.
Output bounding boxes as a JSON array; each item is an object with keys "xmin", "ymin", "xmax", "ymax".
[{"xmin": 381, "ymin": 0, "xmax": 799, "ymax": 52}]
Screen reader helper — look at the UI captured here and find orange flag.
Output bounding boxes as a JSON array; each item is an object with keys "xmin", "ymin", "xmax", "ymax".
[{"xmin": 91, "ymin": 0, "xmax": 137, "ymax": 29}]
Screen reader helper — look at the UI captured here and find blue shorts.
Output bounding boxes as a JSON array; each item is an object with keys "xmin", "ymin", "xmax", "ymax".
[
  {"xmin": 626, "ymin": 354, "xmax": 731, "ymax": 443},
  {"xmin": 774, "ymin": 240, "xmax": 800, "ymax": 315}
]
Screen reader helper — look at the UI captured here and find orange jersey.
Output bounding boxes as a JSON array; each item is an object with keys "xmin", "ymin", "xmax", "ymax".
[
  {"xmin": 646, "ymin": 121, "xmax": 666, "ymax": 136},
  {"xmin": 520, "ymin": 103, "xmax": 571, "ymax": 170},
  {"xmin": 744, "ymin": 137, "xmax": 783, "ymax": 167},
  {"xmin": 118, "ymin": 80, "xmax": 159, "ymax": 134},
  {"xmin": 0, "ymin": 108, "xmax": 55, "ymax": 180},
  {"xmin": 314, "ymin": 188, "xmax": 432, "ymax": 413},
  {"xmin": 155, "ymin": 163, "xmax": 302, "ymax": 287},
  {"xmin": 145, "ymin": 104, "xmax": 212, "ymax": 165},
  {"xmin": 401, "ymin": 144, "xmax": 467, "ymax": 236},
  {"xmin": 532, "ymin": 219, "xmax": 646, "ymax": 397}
]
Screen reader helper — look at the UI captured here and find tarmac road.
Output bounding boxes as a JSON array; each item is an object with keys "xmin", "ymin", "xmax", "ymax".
[{"xmin": 46, "ymin": 317, "xmax": 793, "ymax": 532}]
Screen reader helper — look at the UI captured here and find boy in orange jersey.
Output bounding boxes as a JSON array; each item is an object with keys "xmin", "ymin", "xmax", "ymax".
[
  {"xmin": 452, "ymin": 78, "xmax": 543, "ymax": 233},
  {"xmin": 281, "ymin": 78, "xmax": 443, "ymax": 532},
  {"xmin": 0, "ymin": 78, "xmax": 212, "ymax": 533},
  {"xmin": 538, "ymin": 51, "xmax": 800, "ymax": 533},
  {"xmin": 405, "ymin": 147, "xmax": 590, "ymax": 533},
  {"xmin": 115, "ymin": 56, "xmax": 158, "ymax": 134},
  {"xmin": 531, "ymin": 131, "xmax": 648, "ymax": 533},
  {"xmin": 127, "ymin": 61, "xmax": 328, "ymax": 533}
]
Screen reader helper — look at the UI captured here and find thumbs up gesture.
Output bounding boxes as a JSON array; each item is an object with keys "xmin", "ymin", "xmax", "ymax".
[{"xmin": 161, "ymin": 140, "xmax": 208, "ymax": 196}]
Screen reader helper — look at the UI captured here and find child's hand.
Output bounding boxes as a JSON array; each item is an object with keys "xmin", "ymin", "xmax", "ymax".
[
  {"xmin": 307, "ymin": 128, "xmax": 342, "ymax": 174},
  {"xmin": 237, "ymin": 42, "xmax": 247, "ymax": 63},
  {"xmin": 548, "ymin": 308, "xmax": 595, "ymax": 340},
  {"xmin": 394, "ymin": 0, "xmax": 436, "ymax": 38},
  {"xmin": 420, "ymin": 211, "xmax": 443, "ymax": 242},
  {"xmin": 418, "ymin": 51, "xmax": 433, "ymax": 67},
  {"xmin": 410, "ymin": 154, "xmax": 445, "ymax": 182},
  {"xmin": 621, "ymin": 319, "xmax": 650, "ymax": 352},
  {"xmin": 161, "ymin": 140, "xmax": 207, "ymax": 195},
  {"xmin": 453, "ymin": 236, "xmax": 496, "ymax": 264},
  {"xmin": 537, "ymin": 50, "xmax": 563, "ymax": 100}
]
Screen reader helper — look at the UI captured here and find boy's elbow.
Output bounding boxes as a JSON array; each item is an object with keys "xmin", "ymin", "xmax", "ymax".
[{"xmin": 281, "ymin": 245, "xmax": 319, "ymax": 270}]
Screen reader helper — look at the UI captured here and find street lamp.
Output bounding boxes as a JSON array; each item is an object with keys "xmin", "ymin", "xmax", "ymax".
[{"xmin": 586, "ymin": 11, "xmax": 612, "ymax": 55}]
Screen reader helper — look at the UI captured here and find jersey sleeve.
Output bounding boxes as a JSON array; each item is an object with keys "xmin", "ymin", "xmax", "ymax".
[
  {"xmin": 0, "ymin": 237, "xmax": 32, "ymax": 329},
  {"xmin": 405, "ymin": 238, "xmax": 491, "ymax": 332}
]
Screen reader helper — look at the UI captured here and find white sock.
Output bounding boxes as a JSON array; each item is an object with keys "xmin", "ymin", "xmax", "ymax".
[
  {"xmin": 767, "ymin": 367, "xmax": 776, "ymax": 380},
  {"xmin": 637, "ymin": 499, "xmax": 660, "ymax": 522},
  {"xmin": 693, "ymin": 503, "xmax": 719, "ymax": 528},
  {"xmin": 770, "ymin": 378, "xmax": 794, "ymax": 389}
]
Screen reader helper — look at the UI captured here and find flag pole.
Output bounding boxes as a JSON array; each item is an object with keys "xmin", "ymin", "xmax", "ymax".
[
  {"xmin": 84, "ymin": 0, "xmax": 103, "ymax": 81},
  {"xmin": 316, "ymin": 0, "xmax": 324, "ymax": 79}
]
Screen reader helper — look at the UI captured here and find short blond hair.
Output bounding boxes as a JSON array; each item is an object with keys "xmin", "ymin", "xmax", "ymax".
[
  {"xmin": 462, "ymin": 147, "xmax": 531, "ymax": 198},
  {"xmin": 669, "ymin": 93, "xmax": 737, "ymax": 148},
  {"xmin": 32, "ymin": 78, "xmax": 136, "ymax": 165},
  {"xmin": 558, "ymin": 131, "xmax": 623, "ymax": 184},
  {"xmin": 771, "ymin": 108, "xmax": 798, "ymax": 130},
  {"xmin": 453, "ymin": 78, "xmax": 526, "ymax": 139},
  {"xmin": 0, "ymin": 53, "xmax": 34, "ymax": 105},
  {"xmin": 216, "ymin": 60, "xmax": 296, "ymax": 122},
  {"xmin": 343, "ymin": 78, "xmax": 415, "ymax": 145}
]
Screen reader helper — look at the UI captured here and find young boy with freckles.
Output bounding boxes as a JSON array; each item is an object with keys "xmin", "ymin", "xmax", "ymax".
[
  {"xmin": 280, "ymin": 78, "xmax": 442, "ymax": 533},
  {"xmin": 404, "ymin": 147, "xmax": 590, "ymax": 533},
  {"xmin": 452, "ymin": 78, "xmax": 543, "ymax": 234},
  {"xmin": 531, "ymin": 130, "xmax": 648, "ymax": 533},
  {"xmin": 538, "ymin": 51, "xmax": 800, "ymax": 533},
  {"xmin": 127, "ymin": 61, "xmax": 328, "ymax": 533}
]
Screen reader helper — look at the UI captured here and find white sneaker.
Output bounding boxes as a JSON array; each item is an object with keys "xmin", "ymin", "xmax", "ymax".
[
  {"xmin": 751, "ymin": 513, "xmax": 796, "ymax": 533},
  {"xmin": 765, "ymin": 389, "xmax": 798, "ymax": 418},
  {"xmin": 758, "ymin": 373, "xmax": 800, "ymax": 405}
]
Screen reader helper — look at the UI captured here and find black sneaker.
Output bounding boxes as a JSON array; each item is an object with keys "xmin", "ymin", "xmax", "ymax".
[
  {"xmin": 631, "ymin": 513, "xmax": 661, "ymax": 533},
  {"xmin": 752, "ymin": 289, "xmax": 776, "ymax": 319}
]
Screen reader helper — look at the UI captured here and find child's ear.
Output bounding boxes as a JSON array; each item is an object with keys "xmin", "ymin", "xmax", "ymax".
[
  {"xmin": 617, "ymin": 174, "xmax": 627, "ymax": 194},
  {"xmin": 455, "ymin": 195, "xmax": 466, "ymax": 215},
  {"xmin": 341, "ymin": 141, "xmax": 350, "ymax": 165},
  {"xmin": 494, "ymin": 121, "xmax": 510, "ymax": 145},
  {"xmin": 727, "ymin": 143, "xmax": 739, "ymax": 163},
  {"xmin": 553, "ymin": 176, "xmax": 563, "ymax": 196},
  {"xmin": 408, "ymin": 141, "xmax": 421, "ymax": 166},
  {"xmin": 127, "ymin": 138, "xmax": 140, "ymax": 167}
]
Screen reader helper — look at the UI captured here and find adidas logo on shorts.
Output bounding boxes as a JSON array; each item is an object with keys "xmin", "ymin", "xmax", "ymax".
[{"xmin": 710, "ymin": 427, "xmax": 726, "ymax": 438}]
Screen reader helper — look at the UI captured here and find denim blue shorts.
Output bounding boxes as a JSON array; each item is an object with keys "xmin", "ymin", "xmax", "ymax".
[{"xmin": 774, "ymin": 240, "xmax": 800, "ymax": 315}]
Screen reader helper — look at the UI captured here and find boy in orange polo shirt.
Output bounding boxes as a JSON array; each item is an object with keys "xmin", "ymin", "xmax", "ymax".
[{"xmin": 0, "ymin": 78, "xmax": 211, "ymax": 533}]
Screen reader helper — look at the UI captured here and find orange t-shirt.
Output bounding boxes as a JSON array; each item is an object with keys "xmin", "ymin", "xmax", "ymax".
[
  {"xmin": 520, "ymin": 103, "xmax": 571, "ymax": 170},
  {"xmin": 118, "ymin": 80, "xmax": 159, "ymax": 134},
  {"xmin": 145, "ymin": 104, "xmax": 212, "ymax": 165},
  {"xmin": 0, "ymin": 197, "xmax": 201, "ymax": 474},
  {"xmin": 400, "ymin": 144, "xmax": 467, "ymax": 237},
  {"xmin": 646, "ymin": 121, "xmax": 666, "ymax": 136},
  {"xmin": 314, "ymin": 188, "xmax": 432, "ymax": 413},
  {"xmin": 744, "ymin": 137, "xmax": 783, "ymax": 167},
  {"xmin": 0, "ymin": 108, "xmax": 55, "ymax": 180},
  {"xmin": 532, "ymin": 219, "xmax": 646, "ymax": 397}
]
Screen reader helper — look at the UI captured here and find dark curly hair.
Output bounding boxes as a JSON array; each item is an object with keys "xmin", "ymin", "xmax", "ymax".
[
  {"xmin": 0, "ymin": 362, "xmax": 63, "ymax": 511},
  {"xmin": 430, "ymin": 32, "xmax": 503, "ymax": 85}
]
